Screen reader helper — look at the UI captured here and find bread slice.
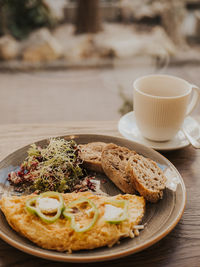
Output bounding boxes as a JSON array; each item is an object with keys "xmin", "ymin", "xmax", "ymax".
[
  {"xmin": 78, "ymin": 142, "xmax": 107, "ymax": 173},
  {"xmin": 101, "ymin": 143, "xmax": 136, "ymax": 194},
  {"xmin": 126, "ymin": 154, "xmax": 167, "ymax": 203}
]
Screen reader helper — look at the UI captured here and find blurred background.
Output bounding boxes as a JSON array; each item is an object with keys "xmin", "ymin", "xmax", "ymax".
[{"xmin": 0, "ymin": 0, "xmax": 200, "ymax": 124}]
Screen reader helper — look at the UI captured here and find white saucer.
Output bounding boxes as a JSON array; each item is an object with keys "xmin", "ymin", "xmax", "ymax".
[{"xmin": 118, "ymin": 111, "xmax": 200, "ymax": 151}]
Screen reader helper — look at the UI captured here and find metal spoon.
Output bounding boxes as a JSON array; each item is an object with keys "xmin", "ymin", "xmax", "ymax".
[{"xmin": 182, "ymin": 128, "xmax": 200, "ymax": 149}]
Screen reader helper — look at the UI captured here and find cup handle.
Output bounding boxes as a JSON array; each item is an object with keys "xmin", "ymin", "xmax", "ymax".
[{"xmin": 186, "ymin": 84, "xmax": 200, "ymax": 116}]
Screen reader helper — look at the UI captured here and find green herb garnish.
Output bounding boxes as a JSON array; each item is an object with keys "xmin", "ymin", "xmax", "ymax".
[{"xmin": 20, "ymin": 138, "xmax": 84, "ymax": 193}]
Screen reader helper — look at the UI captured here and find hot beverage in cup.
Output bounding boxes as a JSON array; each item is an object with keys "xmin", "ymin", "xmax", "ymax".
[{"xmin": 133, "ymin": 74, "xmax": 200, "ymax": 142}]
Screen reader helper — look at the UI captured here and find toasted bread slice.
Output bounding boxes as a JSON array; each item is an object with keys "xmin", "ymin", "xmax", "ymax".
[
  {"xmin": 78, "ymin": 142, "xmax": 107, "ymax": 173},
  {"xmin": 126, "ymin": 154, "xmax": 166, "ymax": 203},
  {"xmin": 101, "ymin": 143, "xmax": 136, "ymax": 194}
]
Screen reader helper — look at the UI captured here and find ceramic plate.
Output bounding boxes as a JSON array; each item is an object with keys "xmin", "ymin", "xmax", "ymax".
[
  {"xmin": 0, "ymin": 134, "xmax": 186, "ymax": 262},
  {"xmin": 118, "ymin": 111, "xmax": 200, "ymax": 151}
]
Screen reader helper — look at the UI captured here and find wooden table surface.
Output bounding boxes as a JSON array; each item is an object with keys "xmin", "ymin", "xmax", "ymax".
[{"xmin": 0, "ymin": 122, "xmax": 199, "ymax": 267}]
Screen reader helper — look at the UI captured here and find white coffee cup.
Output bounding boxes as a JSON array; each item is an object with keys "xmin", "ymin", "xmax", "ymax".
[{"xmin": 133, "ymin": 74, "xmax": 200, "ymax": 141}]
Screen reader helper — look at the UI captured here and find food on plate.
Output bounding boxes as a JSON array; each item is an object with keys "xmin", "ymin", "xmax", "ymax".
[
  {"xmin": 101, "ymin": 143, "xmax": 166, "ymax": 202},
  {"xmin": 7, "ymin": 138, "xmax": 87, "ymax": 193},
  {"xmin": 7, "ymin": 138, "xmax": 167, "ymax": 202},
  {"xmin": 78, "ymin": 142, "xmax": 106, "ymax": 173},
  {"xmin": 101, "ymin": 143, "xmax": 137, "ymax": 194},
  {"xmin": 26, "ymin": 191, "xmax": 64, "ymax": 223},
  {"xmin": 126, "ymin": 154, "xmax": 167, "ymax": 203},
  {"xmin": 0, "ymin": 191, "xmax": 145, "ymax": 252}
]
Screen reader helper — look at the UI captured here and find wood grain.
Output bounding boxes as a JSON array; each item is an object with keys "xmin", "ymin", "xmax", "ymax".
[{"xmin": 0, "ymin": 122, "xmax": 200, "ymax": 267}]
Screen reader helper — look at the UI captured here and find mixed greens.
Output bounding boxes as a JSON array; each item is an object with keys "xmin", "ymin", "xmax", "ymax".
[{"xmin": 8, "ymin": 138, "xmax": 85, "ymax": 193}]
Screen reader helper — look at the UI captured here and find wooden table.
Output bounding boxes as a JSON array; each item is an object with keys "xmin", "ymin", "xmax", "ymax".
[{"xmin": 0, "ymin": 122, "xmax": 199, "ymax": 267}]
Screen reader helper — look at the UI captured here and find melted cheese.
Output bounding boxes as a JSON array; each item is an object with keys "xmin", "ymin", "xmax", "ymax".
[
  {"xmin": 104, "ymin": 204, "xmax": 124, "ymax": 221},
  {"xmin": 37, "ymin": 197, "xmax": 60, "ymax": 213}
]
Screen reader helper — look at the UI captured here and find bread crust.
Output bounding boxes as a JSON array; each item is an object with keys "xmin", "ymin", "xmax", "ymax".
[
  {"xmin": 126, "ymin": 154, "xmax": 166, "ymax": 203},
  {"xmin": 101, "ymin": 143, "xmax": 136, "ymax": 194},
  {"xmin": 80, "ymin": 142, "xmax": 166, "ymax": 202},
  {"xmin": 78, "ymin": 142, "xmax": 106, "ymax": 173}
]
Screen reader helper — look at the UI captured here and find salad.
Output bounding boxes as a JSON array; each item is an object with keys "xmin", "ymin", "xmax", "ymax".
[{"xmin": 8, "ymin": 138, "xmax": 85, "ymax": 193}]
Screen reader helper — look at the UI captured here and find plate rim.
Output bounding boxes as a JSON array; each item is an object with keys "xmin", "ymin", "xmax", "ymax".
[
  {"xmin": 0, "ymin": 134, "xmax": 186, "ymax": 263},
  {"xmin": 118, "ymin": 111, "xmax": 192, "ymax": 151}
]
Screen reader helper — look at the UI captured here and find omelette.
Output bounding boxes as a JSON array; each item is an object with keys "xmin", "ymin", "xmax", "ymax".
[{"xmin": 0, "ymin": 192, "xmax": 145, "ymax": 252}]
